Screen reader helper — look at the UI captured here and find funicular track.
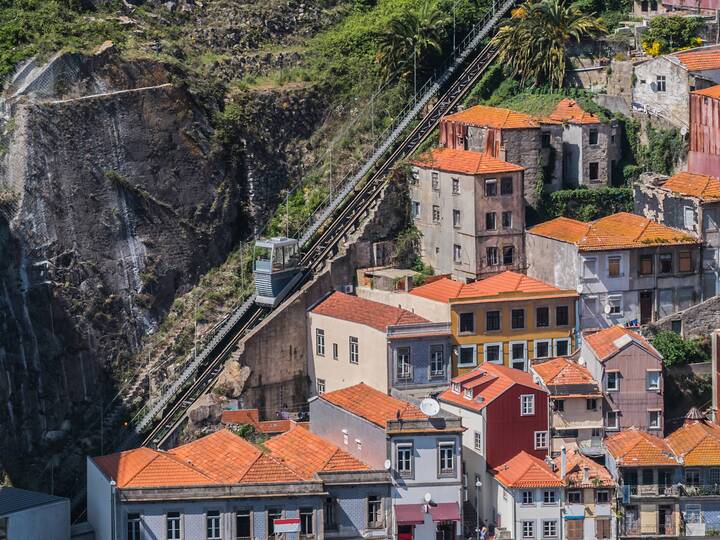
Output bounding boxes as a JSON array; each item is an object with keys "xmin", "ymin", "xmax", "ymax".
[{"xmin": 117, "ymin": 0, "xmax": 518, "ymax": 453}]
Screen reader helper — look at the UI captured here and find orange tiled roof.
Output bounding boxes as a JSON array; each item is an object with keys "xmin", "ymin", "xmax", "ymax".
[
  {"xmin": 583, "ymin": 325, "xmax": 659, "ymax": 362},
  {"xmin": 666, "ymin": 420, "xmax": 720, "ymax": 466},
  {"xmin": 409, "ymin": 271, "xmax": 572, "ymax": 304},
  {"xmin": 662, "ymin": 171, "xmax": 720, "ymax": 201},
  {"xmin": 693, "ymin": 85, "xmax": 720, "ymax": 99},
  {"xmin": 443, "ymin": 104, "xmax": 539, "ymax": 129},
  {"xmin": 553, "ymin": 449, "xmax": 614, "ymax": 488},
  {"xmin": 676, "ymin": 48, "xmax": 720, "ymax": 72},
  {"xmin": 492, "ymin": 451, "xmax": 564, "ymax": 488},
  {"xmin": 221, "ymin": 409, "xmax": 293, "ymax": 434},
  {"xmin": 546, "ymin": 98, "xmax": 601, "ymax": 125},
  {"xmin": 439, "ymin": 363, "xmax": 546, "ymax": 412},
  {"xmin": 411, "ymin": 147, "xmax": 524, "ymax": 175},
  {"xmin": 529, "ymin": 212, "xmax": 699, "ymax": 251},
  {"xmin": 320, "ymin": 383, "xmax": 427, "ymax": 428},
  {"xmin": 605, "ymin": 428, "xmax": 678, "ymax": 467},
  {"xmin": 532, "ymin": 357, "xmax": 597, "ymax": 387},
  {"xmin": 311, "ymin": 291, "xmax": 428, "ymax": 332}
]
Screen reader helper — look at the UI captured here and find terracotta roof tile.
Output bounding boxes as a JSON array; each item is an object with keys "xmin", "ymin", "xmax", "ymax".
[
  {"xmin": 583, "ymin": 326, "xmax": 659, "ymax": 362},
  {"xmin": 320, "ymin": 383, "xmax": 427, "ymax": 428},
  {"xmin": 443, "ymin": 105, "xmax": 539, "ymax": 129},
  {"xmin": 546, "ymin": 99, "xmax": 601, "ymax": 125},
  {"xmin": 553, "ymin": 449, "xmax": 614, "ymax": 487},
  {"xmin": 532, "ymin": 357, "xmax": 597, "ymax": 387},
  {"xmin": 529, "ymin": 212, "xmax": 699, "ymax": 251},
  {"xmin": 662, "ymin": 171, "xmax": 720, "ymax": 201},
  {"xmin": 410, "ymin": 271, "xmax": 572, "ymax": 304},
  {"xmin": 221, "ymin": 409, "xmax": 293, "ymax": 434},
  {"xmin": 492, "ymin": 451, "xmax": 564, "ymax": 488},
  {"xmin": 439, "ymin": 363, "xmax": 546, "ymax": 412},
  {"xmin": 676, "ymin": 48, "xmax": 720, "ymax": 72},
  {"xmin": 411, "ymin": 147, "xmax": 524, "ymax": 175},
  {"xmin": 693, "ymin": 84, "xmax": 720, "ymax": 99},
  {"xmin": 666, "ymin": 420, "xmax": 720, "ymax": 466},
  {"xmin": 311, "ymin": 291, "xmax": 428, "ymax": 332},
  {"xmin": 605, "ymin": 428, "xmax": 678, "ymax": 467}
]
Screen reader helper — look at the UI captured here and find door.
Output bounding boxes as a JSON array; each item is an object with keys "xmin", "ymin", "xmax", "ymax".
[{"xmin": 640, "ymin": 291, "xmax": 653, "ymax": 325}]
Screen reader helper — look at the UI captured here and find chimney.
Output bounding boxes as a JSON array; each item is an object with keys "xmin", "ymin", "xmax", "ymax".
[
  {"xmin": 583, "ymin": 465, "xmax": 590, "ymax": 484},
  {"xmin": 560, "ymin": 445, "xmax": 567, "ymax": 479}
]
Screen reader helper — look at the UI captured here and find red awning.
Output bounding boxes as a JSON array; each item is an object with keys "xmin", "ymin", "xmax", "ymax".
[
  {"xmin": 430, "ymin": 502, "xmax": 461, "ymax": 522},
  {"xmin": 395, "ymin": 504, "xmax": 425, "ymax": 525}
]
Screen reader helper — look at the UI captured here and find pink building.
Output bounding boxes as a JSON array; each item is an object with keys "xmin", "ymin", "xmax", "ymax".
[{"xmin": 689, "ymin": 85, "xmax": 720, "ymax": 177}]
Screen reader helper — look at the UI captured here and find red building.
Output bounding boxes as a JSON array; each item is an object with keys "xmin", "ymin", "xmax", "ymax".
[{"xmin": 689, "ymin": 85, "xmax": 720, "ymax": 177}]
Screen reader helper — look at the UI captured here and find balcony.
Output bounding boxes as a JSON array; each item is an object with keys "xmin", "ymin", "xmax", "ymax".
[
  {"xmin": 621, "ymin": 523, "xmax": 677, "ymax": 537},
  {"xmin": 679, "ymin": 484, "xmax": 720, "ymax": 497},
  {"xmin": 625, "ymin": 485, "xmax": 680, "ymax": 498}
]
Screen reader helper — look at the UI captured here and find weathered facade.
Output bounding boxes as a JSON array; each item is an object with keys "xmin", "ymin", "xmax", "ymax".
[
  {"xmin": 688, "ymin": 85, "xmax": 720, "ymax": 177},
  {"xmin": 410, "ymin": 147, "xmax": 525, "ymax": 281}
]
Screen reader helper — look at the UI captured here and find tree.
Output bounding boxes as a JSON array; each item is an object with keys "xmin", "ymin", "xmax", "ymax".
[
  {"xmin": 651, "ymin": 331, "xmax": 709, "ymax": 367},
  {"xmin": 491, "ymin": 0, "xmax": 606, "ymax": 88},
  {"xmin": 375, "ymin": 0, "xmax": 450, "ymax": 93},
  {"xmin": 641, "ymin": 16, "xmax": 702, "ymax": 56}
]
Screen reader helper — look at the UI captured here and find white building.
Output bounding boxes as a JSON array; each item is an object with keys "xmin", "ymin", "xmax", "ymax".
[{"xmin": 0, "ymin": 487, "xmax": 70, "ymax": 540}]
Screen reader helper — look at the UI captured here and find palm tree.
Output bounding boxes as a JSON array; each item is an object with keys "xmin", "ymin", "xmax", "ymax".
[
  {"xmin": 492, "ymin": 0, "xmax": 606, "ymax": 88},
  {"xmin": 376, "ymin": 0, "xmax": 450, "ymax": 95}
]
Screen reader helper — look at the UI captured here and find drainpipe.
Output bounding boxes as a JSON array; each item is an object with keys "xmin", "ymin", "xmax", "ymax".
[
  {"xmin": 110, "ymin": 480, "xmax": 117, "ymax": 540},
  {"xmin": 574, "ymin": 297, "xmax": 581, "ymax": 348}
]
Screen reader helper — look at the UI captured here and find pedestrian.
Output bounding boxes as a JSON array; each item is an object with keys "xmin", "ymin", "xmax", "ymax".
[{"xmin": 480, "ymin": 526, "xmax": 488, "ymax": 540}]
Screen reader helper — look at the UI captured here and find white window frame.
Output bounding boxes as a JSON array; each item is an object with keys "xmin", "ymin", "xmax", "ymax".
[
  {"xmin": 647, "ymin": 370, "xmax": 661, "ymax": 391},
  {"xmin": 534, "ymin": 431, "xmax": 548, "ymax": 450},
  {"xmin": 396, "ymin": 347, "xmax": 412, "ymax": 381},
  {"xmin": 127, "ymin": 513, "xmax": 141, "ymax": 540},
  {"xmin": 522, "ymin": 520, "xmax": 535, "ymax": 538},
  {"xmin": 606, "ymin": 410, "xmax": 619, "ymax": 430},
  {"xmin": 396, "ymin": 443, "xmax": 413, "ymax": 476},
  {"xmin": 648, "ymin": 410, "xmax": 662, "ymax": 430},
  {"xmin": 582, "ymin": 257, "xmax": 597, "ymax": 279},
  {"xmin": 485, "ymin": 178, "xmax": 497, "ymax": 197},
  {"xmin": 534, "ymin": 339, "xmax": 552, "ymax": 359},
  {"xmin": 606, "ymin": 371, "xmax": 619, "ymax": 392},
  {"xmin": 521, "ymin": 490, "xmax": 534, "ymax": 505},
  {"xmin": 484, "ymin": 342, "xmax": 504, "ymax": 365},
  {"xmin": 332, "ymin": 342, "xmax": 339, "ymax": 360},
  {"xmin": 432, "ymin": 205, "xmax": 441, "ymax": 223},
  {"xmin": 453, "ymin": 244, "xmax": 462, "ymax": 263},
  {"xmin": 521, "ymin": 394, "xmax": 536, "ymax": 416},
  {"xmin": 543, "ymin": 519, "xmax": 558, "ymax": 538},
  {"xmin": 206, "ymin": 511, "xmax": 222, "ymax": 540},
  {"xmin": 656, "ymin": 74, "xmax": 667, "ymax": 92},
  {"xmin": 349, "ymin": 336, "xmax": 359, "ymax": 364},
  {"xmin": 452, "ymin": 177, "xmax": 460, "ymax": 194},
  {"xmin": 510, "ymin": 340, "xmax": 527, "ymax": 371},
  {"xmin": 451, "ymin": 382, "xmax": 461, "ymax": 394},
  {"xmin": 167, "ymin": 512, "xmax": 181, "ymax": 540},
  {"xmin": 412, "ymin": 201, "xmax": 420, "ymax": 219},
  {"xmin": 315, "ymin": 328, "xmax": 325, "ymax": 356},
  {"xmin": 684, "ymin": 206, "xmax": 695, "ymax": 230},
  {"xmin": 458, "ymin": 344, "xmax": 477, "ymax": 368},
  {"xmin": 474, "ymin": 430, "xmax": 482, "ymax": 452},
  {"xmin": 431, "ymin": 172, "xmax": 440, "ymax": 191},
  {"xmin": 453, "ymin": 209, "xmax": 461, "ymax": 228},
  {"xmin": 553, "ymin": 338, "xmax": 571, "ymax": 357},
  {"xmin": 542, "ymin": 490, "xmax": 557, "ymax": 505},
  {"xmin": 685, "ymin": 503, "xmax": 702, "ymax": 524},
  {"xmin": 317, "ymin": 378, "xmax": 326, "ymax": 395},
  {"xmin": 463, "ymin": 388, "xmax": 473, "ymax": 400},
  {"xmin": 607, "ymin": 295, "xmax": 623, "ymax": 316},
  {"xmin": 438, "ymin": 441, "xmax": 456, "ymax": 475},
  {"xmin": 430, "ymin": 345, "xmax": 445, "ymax": 378}
]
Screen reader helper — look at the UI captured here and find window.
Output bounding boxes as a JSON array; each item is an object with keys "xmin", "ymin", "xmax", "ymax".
[
  {"xmin": 458, "ymin": 345, "xmax": 477, "ymax": 367},
  {"xmin": 686, "ymin": 469, "xmax": 701, "ymax": 487},
  {"xmin": 685, "ymin": 504, "xmax": 702, "ymax": 524},
  {"xmin": 315, "ymin": 328, "xmax": 325, "ymax": 356},
  {"xmin": 432, "ymin": 172, "xmax": 440, "ymax": 191},
  {"xmin": 503, "ymin": 246, "xmax": 514, "ymax": 265},
  {"xmin": 432, "ymin": 205, "xmax": 440, "ymax": 223},
  {"xmin": 485, "ymin": 343, "xmax": 503, "ymax": 364},
  {"xmin": 332, "ymin": 343, "xmax": 338, "ymax": 360},
  {"xmin": 543, "ymin": 490, "xmax": 556, "ymax": 504},
  {"xmin": 596, "ymin": 517, "xmax": 611, "ymax": 539},
  {"xmin": 606, "ymin": 410, "xmax": 619, "ymax": 430},
  {"xmin": 411, "ymin": 169, "xmax": 419, "ymax": 184},
  {"xmin": 553, "ymin": 399, "xmax": 565, "ymax": 412},
  {"xmin": 535, "ymin": 431, "xmax": 548, "ymax": 449},
  {"xmin": 647, "ymin": 370, "xmax": 661, "ymax": 391},
  {"xmin": 567, "ymin": 490, "xmax": 582, "ymax": 504},
  {"xmin": 430, "ymin": 345, "xmax": 445, "ymax": 378},
  {"xmin": 606, "ymin": 372, "xmax": 619, "ymax": 391},
  {"xmin": 511, "ymin": 341, "xmax": 527, "ymax": 370},
  {"xmin": 459, "ymin": 312, "xmax": 475, "ymax": 333},
  {"xmin": 710, "ymin": 467, "xmax": 720, "ymax": 485},
  {"xmin": 502, "ymin": 211, "xmax": 513, "ymax": 229},
  {"xmin": 640, "ymin": 254, "xmax": 653, "ymax": 276},
  {"xmin": 166, "ymin": 512, "xmax": 181, "ymax": 540},
  {"xmin": 535, "ymin": 339, "xmax": 551, "ymax": 359},
  {"xmin": 486, "ymin": 247, "xmax": 498, "ymax": 265},
  {"xmin": 543, "ymin": 520, "xmax": 558, "ymax": 538},
  {"xmin": 522, "ymin": 521, "xmax": 535, "ymax": 538},
  {"xmin": 474, "ymin": 431, "xmax": 482, "ymax": 451},
  {"xmin": 486, "ymin": 310, "xmax": 500, "ymax": 331},
  {"xmin": 501, "ymin": 176, "xmax": 514, "ymax": 195},
  {"xmin": 542, "ymin": 132, "xmax": 551, "ymax": 148},
  {"xmin": 596, "ymin": 490, "xmax": 610, "ymax": 504},
  {"xmin": 566, "ymin": 519, "xmax": 584, "ymax": 540},
  {"xmin": 554, "ymin": 338, "xmax": 570, "ymax": 357},
  {"xmin": 452, "ymin": 177, "xmax": 460, "ymax": 194},
  {"xmin": 649, "ymin": 410, "xmax": 662, "ymax": 430},
  {"xmin": 396, "ymin": 348, "xmax": 412, "ymax": 380},
  {"xmin": 396, "ymin": 444, "xmax": 413, "ymax": 476},
  {"xmin": 589, "ymin": 129, "xmax": 599, "ymax": 146},
  {"xmin": 536, "ymin": 307, "xmax": 549, "ymax": 327},
  {"xmin": 207, "ymin": 511, "xmax": 221, "ymax": 540},
  {"xmin": 453, "ymin": 244, "xmax": 462, "ymax": 263},
  {"xmin": 453, "ymin": 209, "xmax": 461, "ymax": 227},
  {"xmin": 511, "ymin": 309, "xmax": 525, "ymax": 329},
  {"xmin": 608, "ymin": 256, "xmax": 621, "ymax": 278},
  {"xmin": 684, "ymin": 206, "xmax": 695, "ymax": 230},
  {"xmin": 583, "ymin": 257, "xmax": 597, "ymax": 278},
  {"xmin": 485, "ymin": 178, "xmax": 497, "ymax": 196},
  {"xmin": 679, "ymin": 250, "xmax": 692, "ymax": 272},
  {"xmin": 324, "ymin": 498, "xmax": 336, "ymax": 530},
  {"xmin": 367, "ymin": 496, "xmax": 382, "ymax": 528},
  {"xmin": 522, "ymin": 490, "xmax": 534, "ymax": 504},
  {"xmin": 438, "ymin": 442, "xmax": 456, "ymax": 475},
  {"xmin": 555, "ymin": 305, "xmax": 569, "ymax": 326},
  {"xmin": 268, "ymin": 509, "xmax": 282, "ymax": 536},
  {"xmin": 486, "ymin": 212, "xmax": 496, "ymax": 230},
  {"xmin": 521, "ymin": 395, "xmax": 535, "ymax": 416},
  {"xmin": 589, "ymin": 162, "xmax": 599, "ymax": 181},
  {"xmin": 412, "ymin": 201, "xmax": 420, "ymax": 218},
  {"xmin": 127, "ymin": 513, "xmax": 141, "ymax": 540},
  {"xmin": 586, "ymin": 398, "xmax": 597, "ymax": 411},
  {"xmin": 451, "ymin": 382, "xmax": 461, "ymax": 394},
  {"xmin": 659, "ymin": 253, "xmax": 673, "ymax": 273},
  {"xmin": 656, "ymin": 74, "xmax": 666, "ymax": 92},
  {"xmin": 349, "ymin": 337, "xmax": 359, "ymax": 364},
  {"xmin": 300, "ymin": 508, "xmax": 314, "ymax": 537},
  {"xmin": 236, "ymin": 510, "xmax": 251, "ymax": 540},
  {"xmin": 607, "ymin": 295, "xmax": 622, "ymax": 316}
]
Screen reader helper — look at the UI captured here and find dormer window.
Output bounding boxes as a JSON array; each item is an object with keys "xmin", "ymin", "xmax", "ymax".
[
  {"xmin": 463, "ymin": 388, "xmax": 473, "ymax": 400},
  {"xmin": 452, "ymin": 382, "xmax": 461, "ymax": 394}
]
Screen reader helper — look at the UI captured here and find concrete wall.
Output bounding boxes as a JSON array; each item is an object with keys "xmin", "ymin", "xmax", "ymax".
[
  {"xmin": 87, "ymin": 458, "xmax": 113, "ymax": 540},
  {"xmin": 633, "ymin": 57, "xmax": 691, "ymax": 128},
  {"xmin": 644, "ymin": 293, "xmax": 720, "ymax": 338},
  {"xmin": 526, "ymin": 234, "xmax": 579, "ymax": 291},
  {"xmin": 356, "ymin": 287, "xmax": 450, "ymax": 322},
  {"xmin": 4, "ymin": 499, "xmax": 70, "ymax": 540},
  {"xmin": 510, "ymin": 487, "xmax": 562, "ymax": 540},
  {"xmin": 389, "ymin": 333, "xmax": 452, "ymax": 394}
]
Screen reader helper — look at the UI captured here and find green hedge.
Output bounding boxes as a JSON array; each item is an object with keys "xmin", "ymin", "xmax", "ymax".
[{"xmin": 538, "ymin": 186, "xmax": 633, "ymax": 222}]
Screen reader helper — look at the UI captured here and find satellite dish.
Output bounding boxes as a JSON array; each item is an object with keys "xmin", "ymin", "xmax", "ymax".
[
  {"xmin": 578, "ymin": 356, "xmax": 586, "ymax": 366},
  {"xmin": 384, "ymin": 459, "xmax": 392, "ymax": 470},
  {"xmin": 603, "ymin": 304, "xmax": 612, "ymax": 315},
  {"xmin": 576, "ymin": 284, "xmax": 584, "ymax": 294},
  {"xmin": 424, "ymin": 492, "xmax": 432, "ymax": 504},
  {"xmin": 420, "ymin": 398, "xmax": 441, "ymax": 417},
  {"xmin": 681, "ymin": 126, "xmax": 688, "ymax": 137}
]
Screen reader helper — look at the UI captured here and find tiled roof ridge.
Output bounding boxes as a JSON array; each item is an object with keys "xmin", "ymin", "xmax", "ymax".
[
  {"xmin": 141, "ymin": 447, "xmax": 217, "ymax": 484},
  {"xmin": 667, "ymin": 420, "xmax": 720, "ymax": 459}
]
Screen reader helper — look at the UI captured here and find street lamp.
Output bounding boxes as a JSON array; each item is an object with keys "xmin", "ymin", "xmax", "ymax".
[{"xmin": 475, "ymin": 479, "xmax": 482, "ymax": 540}]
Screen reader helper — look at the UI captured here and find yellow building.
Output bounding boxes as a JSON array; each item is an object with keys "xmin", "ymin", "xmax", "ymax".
[{"xmin": 409, "ymin": 271, "xmax": 578, "ymax": 374}]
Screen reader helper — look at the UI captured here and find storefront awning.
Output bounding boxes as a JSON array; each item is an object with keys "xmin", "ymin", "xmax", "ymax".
[
  {"xmin": 395, "ymin": 504, "xmax": 425, "ymax": 525},
  {"xmin": 430, "ymin": 502, "xmax": 461, "ymax": 522}
]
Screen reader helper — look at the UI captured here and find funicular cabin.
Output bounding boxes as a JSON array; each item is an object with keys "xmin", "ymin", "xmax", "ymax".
[{"xmin": 254, "ymin": 237, "xmax": 305, "ymax": 307}]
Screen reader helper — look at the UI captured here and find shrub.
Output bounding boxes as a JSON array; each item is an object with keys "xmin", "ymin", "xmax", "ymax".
[
  {"xmin": 651, "ymin": 331, "xmax": 710, "ymax": 367},
  {"xmin": 641, "ymin": 16, "xmax": 702, "ymax": 55},
  {"xmin": 537, "ymin": 187, "xmax": 633, "ymax": 221}
]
